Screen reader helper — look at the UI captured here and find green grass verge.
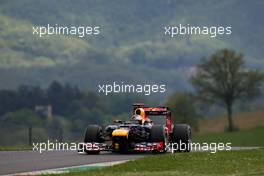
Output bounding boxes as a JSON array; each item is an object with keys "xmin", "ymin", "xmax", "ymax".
[
  {"xmin": 193, "ymin": 126, "xmax": 264, "ymax": 146},
  {"xmin": 0, "ymin": 145, "xmax": 31, "ymax": 151},
  {"xmin": 51, "ymin": 149, "xmax": 264, "ymax": 176}
]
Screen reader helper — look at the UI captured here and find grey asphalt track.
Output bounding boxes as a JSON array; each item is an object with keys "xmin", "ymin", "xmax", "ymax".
[
  {"xmin": 0, "ymin": 151, "xmax": 144, "ymax": 175},
  {"xmin": 0, "ymin": 147, "xmax": 260, "ymax": 175}
]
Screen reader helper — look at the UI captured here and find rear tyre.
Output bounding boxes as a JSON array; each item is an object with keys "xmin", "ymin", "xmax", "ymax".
[
  {"xmin": 171, "ymin": 124, "xmax": 191, "ymax": 152},
  {"xmin": 84, "ymin": 125, "xmax": 103, "ymax": 154},
  {"xmin": 150, "ymin": 125, "xmax": 166, "ymax": 153}
]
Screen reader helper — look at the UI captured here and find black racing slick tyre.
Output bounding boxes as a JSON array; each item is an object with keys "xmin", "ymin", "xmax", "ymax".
[
  {"xmin": 84, "ymin": 125, "xmax": 103, "ymax": 154},
  {"xmin": 150, "ymin": 125, "xmax": 165, "ymax": 142},
  {"xmin": 171, "ymin": 124, "xmax": 191, "ymax": 152}
]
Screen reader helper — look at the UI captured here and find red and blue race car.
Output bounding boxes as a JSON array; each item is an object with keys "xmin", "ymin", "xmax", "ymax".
[{"xmin": 81, "ymin": 103, "xmax": 191, "ymax": 154}]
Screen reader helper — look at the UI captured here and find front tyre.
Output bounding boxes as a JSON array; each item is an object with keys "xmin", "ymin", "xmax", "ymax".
[
  {"xmin": 171, "ymin": 124, "xmax": 191, "ymax": 152},
  {"xmin": 84, "ymin": 125, "xmax": 103, "ymax": 154}
]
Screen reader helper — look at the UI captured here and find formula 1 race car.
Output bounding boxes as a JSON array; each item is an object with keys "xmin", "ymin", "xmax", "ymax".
[{"xmin": 80, "ymin": 103, "xmax": 191, "ymax": 154}]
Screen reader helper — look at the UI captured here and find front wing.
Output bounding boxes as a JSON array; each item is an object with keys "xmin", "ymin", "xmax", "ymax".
[{"xmin": 78, "ymin": 142, "xmax": 165, "ymax": 153}]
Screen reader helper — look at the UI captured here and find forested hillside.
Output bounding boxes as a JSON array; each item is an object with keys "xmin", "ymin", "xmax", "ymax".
[{"xmin": 0, "ymin": 0, "xmax": 263, "ymax": 94}]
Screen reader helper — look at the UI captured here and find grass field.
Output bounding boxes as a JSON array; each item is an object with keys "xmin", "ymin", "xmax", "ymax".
[
  {"xmin": 0, "ymin": 145, "xmax": 31, "ymax": 151},
  {"xmin": 54, "ymin": 149, "xmax": 264, "ymax": 176},
  {"xmin": 198, "ymin": 111, "xmax": 264, "ymax": 134},
  {"xmin": 193, "ymin": 126, "xmax": 264, "ymax": 146}
]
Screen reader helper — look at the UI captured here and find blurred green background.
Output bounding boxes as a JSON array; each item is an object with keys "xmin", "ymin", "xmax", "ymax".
[{"xmin": 0, "ymin": 0, "xmax": 263, "ymax": 147}]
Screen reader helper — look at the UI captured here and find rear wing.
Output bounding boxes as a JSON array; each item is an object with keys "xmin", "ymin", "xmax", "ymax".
[
  {"xmin": 143, "ymin": 107, "xmax": 169, "ymax": 115},
  {"xmin": 133, "ymin": 103, "xmax": 169, "ymax": 115},
  {"xmin": 132, "ymin": 103, "xmax": 172, "ymax": 133}
]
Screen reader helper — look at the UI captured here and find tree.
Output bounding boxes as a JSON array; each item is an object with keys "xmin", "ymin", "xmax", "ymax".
[
  {"xmin": 165, "ymin": 92, "xmax": 200, "ymax": 128},
  {"xmin": 47, "ymin": 81, "xmax": 64, "ymax": 113},
  {"xmin": 191, "ymin": 49, "xmax": 264, "ymax": 131},
  {"xmin": 2, "ymin": 109, "xmax": 43, "ymax": 127}
]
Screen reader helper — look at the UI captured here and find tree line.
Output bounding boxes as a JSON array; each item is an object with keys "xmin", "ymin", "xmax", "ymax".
[
  {"xmin": 0, "ymin": 49, "xmax": 263, "ymax": 133},
  {"xmin": 0, "ymin": 81, "xmax": 146, "ymax": 132}
]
